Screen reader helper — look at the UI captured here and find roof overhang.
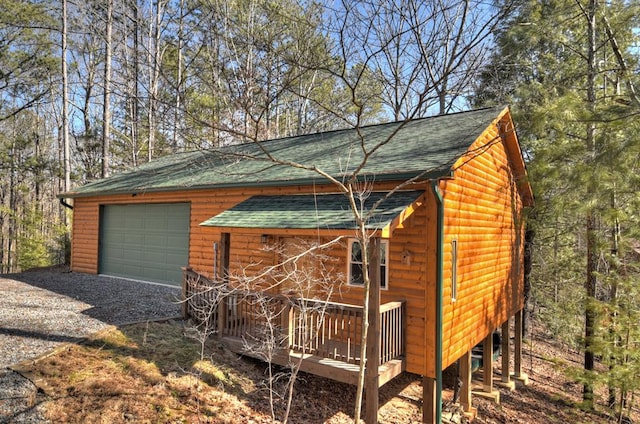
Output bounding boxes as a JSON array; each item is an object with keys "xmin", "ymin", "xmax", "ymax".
[
  {"xmin": 58, "ymin": 170, "xmax": 450, "ymax": 199},
  {"xmin": 496, "ymin": 107, "xmax": 534, "ymax": 207},
  {"xmin": 200, "ymin": 191, "xmax": 425, "ymax": 239}
]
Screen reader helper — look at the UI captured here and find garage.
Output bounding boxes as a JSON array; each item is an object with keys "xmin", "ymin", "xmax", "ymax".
[{"xmin": 99, "ymin": 203, "xmax": 190, "ymax": 286}]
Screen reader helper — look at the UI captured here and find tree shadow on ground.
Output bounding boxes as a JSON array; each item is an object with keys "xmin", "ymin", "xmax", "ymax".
[{"xmin": 5, "ymin": 270, "xmax": 182, "ymax": 326}]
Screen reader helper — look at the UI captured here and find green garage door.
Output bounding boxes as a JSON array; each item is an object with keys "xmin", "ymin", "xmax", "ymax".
[{"xmin": 99, "ymin": 203, "xmax": 190, "ymax": 286}]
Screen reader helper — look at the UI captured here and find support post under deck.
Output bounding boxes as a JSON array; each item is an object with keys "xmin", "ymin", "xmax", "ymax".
[
  {"xmin": 422, "ymin": 376, "xmax": 437, "ymax": 424},
  {"xmin": 460, "ymin": 349, "xmax": 477, "ymax": 419},
  {"xmin": 513, "ymin": 309, "xmax": 529, "ymax": 385},
  {"xmin": 499, "ymin": 318, "xmax": 515, "ymax": 390}
]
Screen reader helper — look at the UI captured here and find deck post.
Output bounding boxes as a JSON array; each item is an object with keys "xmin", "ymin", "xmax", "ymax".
[
  {"xmin": 220, "ymin": 232, "xmax": 230, "ymax": 282},
  {"xmin": 365, "ymin": 238, "xmax": 381, "ymax": 424},
  {"xmin": 514, "ymin": 310, "xmax": 522, "ymax": 377},
  {"xmin": 483, "ymin": 332, "xmax": 494, "ymax": 391},
  {"xmin": 499, "ymin": 318, "xmax": 515, "ymax": 390},
  {"xmin": 281, "ymin": 300, "xmax": 292, "ymax": 350},
  {"xmin": 422, "ymin": 376, "xmax": 436, "ymax": 424},
  {"xmin": 513, "ymin": 308, "xmax": 529, "ymax": 385},
  {"xmin": 217, "ymin": 233, "xmax": 230, "ymax": 337},
  {"xmin": 181, "ymin": 267, "xmax": 190, "ymax": 319},
  {"xmin": 459, "ymin": 349, "xmax": 476, "ymax": 418},
  {"xmin": 473, "ymin": 331, "xmax": 500, "ymax": 403}
]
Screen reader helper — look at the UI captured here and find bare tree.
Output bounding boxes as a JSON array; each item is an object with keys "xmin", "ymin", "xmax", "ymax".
[
  {"xmin": 184, "ymin": 237, "xmax": 344, "ymax": 423},
  {"xmin": 61, "ymin": 0, "xmax": 71, "ymax": 193},
  {"xmin": 171, "ymin": 0, "xmax": 185, "ymax": 150},
  {"xmin": 333, "ymin": 0, "xmax": 517, "ymax": 119},
  {"xmin": 183, "ymin": 273, "xmax": 224, "ymax": 361},
  {"xmin": 246, "ymin": 238, "xmax": 341, "ymax": 423},
  {"xmin": 146, "ymin": 0, "xmax": 168, "ymax": 161},
  {"xmin": 101, "ymin": 0, "xmax": 113, "ymax": 178}
]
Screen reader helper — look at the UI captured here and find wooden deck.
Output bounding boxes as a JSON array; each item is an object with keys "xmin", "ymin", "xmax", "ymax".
[
  {"xmin": 183, "ymin": 268, "xmax": 406, "ymax": 388},
  {"xmin": 221, "ymin": 336, "xmax": 405, "ymax": 387}
]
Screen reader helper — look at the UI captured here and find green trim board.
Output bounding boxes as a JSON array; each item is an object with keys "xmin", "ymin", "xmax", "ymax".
[
  {"xmin": 62, "ymin": 106, "xmax": 508, "ymax": 198},
  {"xmin": 199, "ymin": 191, "xmax": 424, "ymax": 232}
]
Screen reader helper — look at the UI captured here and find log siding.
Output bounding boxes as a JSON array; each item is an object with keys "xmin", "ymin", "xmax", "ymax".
[{"xmin": 440, "ymin": 121, "xmax": 525, "ymax": 369}]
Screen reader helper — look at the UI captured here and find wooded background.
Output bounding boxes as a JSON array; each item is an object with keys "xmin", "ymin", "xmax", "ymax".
[{"xmin": 1, "ymin": 0, "xmax": 639, "ymax": 418}]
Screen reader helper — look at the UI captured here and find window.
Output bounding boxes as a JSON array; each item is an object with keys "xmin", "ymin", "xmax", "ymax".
[
  {"xmin": 451, "ymin": 239, "xmax": 458, "ymax": 302},
  {"xmin": 348, "ymin": 239, "xmax": 388, "ymax": 289}
]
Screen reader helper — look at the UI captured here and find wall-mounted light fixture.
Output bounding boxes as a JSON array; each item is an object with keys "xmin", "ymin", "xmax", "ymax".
[
  {"xmin": 261, "ymin": 234, "xmax": 270, "ymax": 244},
  {"xmin": 401, "ymin": 249, "xmax": 412, "ymax": 266}
]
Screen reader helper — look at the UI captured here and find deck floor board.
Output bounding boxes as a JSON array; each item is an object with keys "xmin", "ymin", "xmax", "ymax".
[{"xmin": 221, "ymin": 336, "xmax": 405, "ymax": 387}]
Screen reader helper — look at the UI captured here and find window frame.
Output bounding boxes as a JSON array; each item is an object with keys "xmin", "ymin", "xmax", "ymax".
[
  {"xmin": 347, "ymin": 238, "xmax": 389, "ymax": 290},
  {"xmin": 451, "ymin": 239, "xmax": 458, "ymax": 302}
]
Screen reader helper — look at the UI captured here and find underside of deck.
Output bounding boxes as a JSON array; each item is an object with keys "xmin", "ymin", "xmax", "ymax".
[{"xmin": 221, "ymin": 336, "xmax": 405, "ymax": 387}]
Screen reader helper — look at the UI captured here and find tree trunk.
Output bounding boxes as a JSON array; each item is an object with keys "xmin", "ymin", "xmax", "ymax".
[
  {"xmin": 130, "ymin": 0, "xmax": 140, "ymax": 166},
  {"xmin": 583, "ymin": 0, "xmax": 598, "ymax": 408},
  {"xmin": 522, "ymin": 226, "xmax": 534, "ymax": 337},
  {"xmin": 148, "ymin": 0, "xmax": 165, "ymax": 161},
  {"xmin": 102, "ymin": 0, "xmax": 113, "ymax": 178},
  {"xmin": 61, "ymin": 0, "xmax": 70, "ymax": 193},
  {"xmin": 365, "ymin": 237, "xmax": 381, "ymax": 423},
  {"xmin": 353, "ymin": 233, "xmax": 369, "ymax": 423},
  {"xmin": 172, "ymin": 0, "xmax": 184, "ymax": 151}
]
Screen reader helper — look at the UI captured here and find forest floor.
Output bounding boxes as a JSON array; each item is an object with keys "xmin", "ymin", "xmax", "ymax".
[{"xmin": 9, "ymin": 318, "xmax": 638, "ymax": 423}]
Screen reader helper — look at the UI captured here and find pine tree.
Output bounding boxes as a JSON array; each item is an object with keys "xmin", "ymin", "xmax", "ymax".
[{"xmin": 474, "ymin": 0, "xmax": 640, "ymax": 415}]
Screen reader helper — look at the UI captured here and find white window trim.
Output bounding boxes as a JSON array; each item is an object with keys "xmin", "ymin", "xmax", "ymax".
[
  {"xmin": 451, "ymin": 239, "xmax": 458, "ymax": 302},
  {"xmin": 347, "ymin": 239, "xmax": 389, "ymax": 290}
]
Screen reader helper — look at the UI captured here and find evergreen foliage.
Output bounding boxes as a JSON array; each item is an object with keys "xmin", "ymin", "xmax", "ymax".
[
  {"xmin": 0, "ymin": 0, "xmax": 638, "ymax": 418},
  {"xmin": 17, "ymin": 207, "xmax": 53, "ymax": 271},
  {"xmin": 474, "ymin": 0, "xmax": 640, "ymax": 416}
]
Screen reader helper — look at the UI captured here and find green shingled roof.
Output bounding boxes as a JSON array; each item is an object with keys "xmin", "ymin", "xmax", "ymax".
[
  {"xmin": 63, "ymin": 106, "xmax": 507, "ymax": 198},
  {"xmin": 199, "ymin": 191, "xmax": 424, "ymax": 230}
]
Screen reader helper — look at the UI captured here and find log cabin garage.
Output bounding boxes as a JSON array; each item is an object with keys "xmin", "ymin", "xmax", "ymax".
[{"xmin": 61, "ymin": 106, "xmax": 534, "ymax": 423}]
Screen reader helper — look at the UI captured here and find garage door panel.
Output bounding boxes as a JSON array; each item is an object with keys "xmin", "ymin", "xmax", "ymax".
[
  {"xmin": 109, "ymin": 233, "xmax": 126, "ymax": 243},
  {"xmin": 124, "ymin": 234, "xmax": 145, "ymax": 245},
  {"xmin": 145, "ymin": 267, "xmax": 168, "ymax": 282},
  {"xmin": 147, "ymin": 219, "xmax": 166, "ymax": 229},
  {"xmin": 144, "ymin": 234, "xmax": 166, "ymax": 246},
  {"xmin": 165, "ymin": 253, "xmax": 187, "ymax": 266},
  {"xmin": 142, "ymin": 251, "xmax": 165, "ymax": 263},
  {"xmin": 123, "ymin": 248, "xmax": 144, "ymax": 261},
  {"xmin": 167, "ymin": 235, "xmax": 189, "ymax": 249},
  {"xmin": 100, "ymin": 203, "xmax": 190, "ymax": 286},
  {"xmin": 126, "ymin": 216, "xmax": 145, "ymax": 227}
]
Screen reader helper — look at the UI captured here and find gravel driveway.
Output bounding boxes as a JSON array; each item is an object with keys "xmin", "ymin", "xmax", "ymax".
[{"xmin": 0, "ymin": 269, "xmax": 182, "ymax": 423}]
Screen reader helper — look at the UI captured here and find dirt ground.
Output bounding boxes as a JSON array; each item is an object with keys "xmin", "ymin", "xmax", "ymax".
[{"xmin": 10, "ymin": 319, "xmax": 639, "ymax": 424}]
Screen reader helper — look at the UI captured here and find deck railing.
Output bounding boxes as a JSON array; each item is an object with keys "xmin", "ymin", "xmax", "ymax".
[
  {"xmin": 182, "ymin": 267, "xmax": 222, "ymax": 330},
  {"xmin": 290, "ymin": 298, "xmax": 365, "ymax": 363},
  {"xmin": 380, "ymin": 301, "xmax": 405, "ymax": 365},
  {"xmin": 182, "ymin": 268, "xmax": 405, "ymax": 366}
]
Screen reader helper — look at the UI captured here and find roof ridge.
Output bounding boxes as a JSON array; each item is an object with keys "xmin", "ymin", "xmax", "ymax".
[{"xmin": 182, "ymin": 105, "xmax": 507, "ymax": 154}]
